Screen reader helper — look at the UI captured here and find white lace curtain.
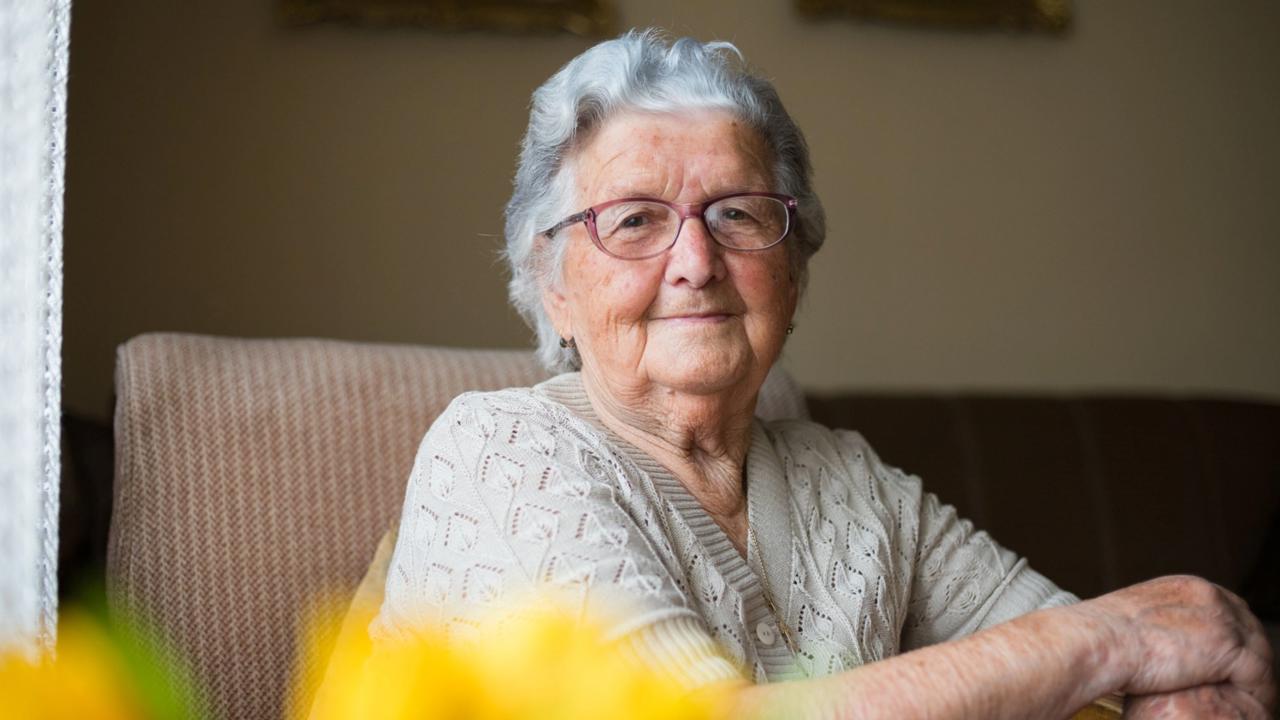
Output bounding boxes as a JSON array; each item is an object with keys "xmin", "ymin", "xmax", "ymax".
[{"xmin": 0, "ymin": 0, "xmax": 70, "ymax": 656}]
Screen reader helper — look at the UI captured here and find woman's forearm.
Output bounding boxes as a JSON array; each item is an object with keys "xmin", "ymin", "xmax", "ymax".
[
  {"xmin": 729, "ymin": 604, "xmax": 1123, "ymax": 720},
  {"xmin": 726, "ymin": 576, "xmax": 1274, "ymax": 720}
]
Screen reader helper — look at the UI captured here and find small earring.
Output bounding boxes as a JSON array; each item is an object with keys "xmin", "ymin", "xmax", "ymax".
[
  {"xmin": 559, "ymin": 336, "xmax": 576, "ymax": 349},
  {"xmin": 785, "ymin": 324, "xmax": 795, "ymax": 335}
]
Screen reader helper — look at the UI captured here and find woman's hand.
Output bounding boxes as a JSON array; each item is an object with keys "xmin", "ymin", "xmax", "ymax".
[
  {"xmin": 733, "ymin": 574, "xmax": 1274, "ymax": 720},
  {"xmin": 1125, "ymin": 684, "xmax": 1271, "ymax": 719},
  {"xmin": 1076, "ymin": 575, "xmax": 1275, "ymax": 714}
]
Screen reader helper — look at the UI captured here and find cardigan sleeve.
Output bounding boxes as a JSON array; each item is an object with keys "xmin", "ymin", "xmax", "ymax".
[
  {"xmin": 372, "ymin": 390, "xmax": 743, "ymax": 689},
  {"xmin": 845, "ymin": 437, "xmax": 1078, "ymax": 651},
  {"xmin": 898, "ymin": 485, "xmax": 1078, "ymax": 650}
]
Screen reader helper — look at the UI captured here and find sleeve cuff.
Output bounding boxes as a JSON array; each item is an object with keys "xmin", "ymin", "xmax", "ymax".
[
  {"xmin": 975, "ymin": 561, "xmax": 1080, "ymax": 632},
  {"xmin": 617, "ymin": 613, "xmax": 747, "ymax": 691}
]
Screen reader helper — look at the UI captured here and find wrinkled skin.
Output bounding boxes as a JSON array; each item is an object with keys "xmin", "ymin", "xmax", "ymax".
[
  {"xmin": 1078, "ymin": 576, "xmax": 1275, "ymax": 718},
  {"xmin": 1127, "ymin": 685, "xmax": 1268, "ymax": 719}
]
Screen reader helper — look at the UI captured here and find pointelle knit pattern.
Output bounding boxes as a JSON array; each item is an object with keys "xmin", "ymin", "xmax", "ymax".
[{"xmin": 373, "ymin": 373, "xmax": 1076, "ymax": 688}]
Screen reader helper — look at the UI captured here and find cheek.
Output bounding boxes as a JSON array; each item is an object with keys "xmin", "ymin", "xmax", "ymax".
[
  {"xmin": 742, "ymin": 258, "xmax": 795, "ymax": 314},
  {"xmin": 575, "ymin": 262, "xmax": 660, "ymax": 329},
  {"xmin": 769, "ymin": 267, "xmax": 786, "ymax": 292}
]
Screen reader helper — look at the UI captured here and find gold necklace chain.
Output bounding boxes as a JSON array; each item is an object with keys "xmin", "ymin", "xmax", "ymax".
[{"xmin": 747, "ymin": 525, "xmax": 801, "ymax": 658}]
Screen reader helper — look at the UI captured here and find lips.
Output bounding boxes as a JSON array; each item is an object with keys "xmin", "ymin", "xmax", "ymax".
[
  {"xmin": 662, "ymin": 312, "xmax": 731, "ymax": 319},
  {"xmin": 650, "ymin": 297, "xmax": 746, "ymax": 322},
  {"xmin": 651, "ymin": 310, "xmax": 739, "ymax": 324}
]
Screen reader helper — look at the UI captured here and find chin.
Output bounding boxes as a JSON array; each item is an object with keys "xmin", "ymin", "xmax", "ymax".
[{"xmin": 648, "ymin": 345, "xmax": 752, "ymax": 395}]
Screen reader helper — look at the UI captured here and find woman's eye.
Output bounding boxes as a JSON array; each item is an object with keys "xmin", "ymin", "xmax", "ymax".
[
  {"xmin": 620, "ymin": 214, "xmax": 649, "ymax": 228},
  {"xmin": 719, "ymin": 206, "xmax": 757, "ymax": 223}
]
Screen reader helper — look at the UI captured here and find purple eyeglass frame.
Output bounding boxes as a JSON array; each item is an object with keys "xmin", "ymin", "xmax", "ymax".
[{"xmin": 540, "ymin": 191, "xmax": 798, "ymax": 260}]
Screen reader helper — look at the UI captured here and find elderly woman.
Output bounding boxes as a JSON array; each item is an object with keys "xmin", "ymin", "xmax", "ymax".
[{"xmin": 374, "ymin": 31, "xmax": 1274, "ymax": 718}]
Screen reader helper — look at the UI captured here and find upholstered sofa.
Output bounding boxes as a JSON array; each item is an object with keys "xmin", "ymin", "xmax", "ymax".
[{"xmin": 106, "ymin": 333, "xmax": 1280, "ymax": 720}]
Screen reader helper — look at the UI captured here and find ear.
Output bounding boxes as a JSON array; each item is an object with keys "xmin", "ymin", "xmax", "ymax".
[{"xmin": 541, "ymin": 282, "xmax": 573, "ymax": 341}]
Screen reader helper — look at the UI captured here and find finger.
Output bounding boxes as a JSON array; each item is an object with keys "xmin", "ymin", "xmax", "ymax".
[
  {"xmin": 1218, "ymin": 588, "xmax": 1270, "ymax": 656},
  {"xmin": 1219, "ymin": 588, "xmax": 1274, "ymax": 670},
  {"xmin": 1223, "ymin": 627, "xmax": 1275, "ymax": 710},
  {"xmin": 1124, "ymin": 690, "xmax": 1207, "ymax": 719},
  {"xmin": 1125, "ymin": 684, "xmax": 1261, "ymax": 720},
  {"xmin": 1206, "ymin": 682, "xmax": 1272, "ymax": 720},
  {"xmin": 1207, "ymin": 585, "xmax": 1275, "ymax": 709},
  {"xmin": 1123, "ymin": 692, "xmax": 1173, "ymax": 719}
]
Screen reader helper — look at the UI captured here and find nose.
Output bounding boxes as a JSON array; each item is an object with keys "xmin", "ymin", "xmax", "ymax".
[{"xmin": 663, "ymin": 215, "xmax": 726, "ymax": 288}]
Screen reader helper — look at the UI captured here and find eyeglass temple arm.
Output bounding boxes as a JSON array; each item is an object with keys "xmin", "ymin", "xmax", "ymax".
[{"xmin": 542, "ymin": 211, "xmax": 591, "ymax": 239}]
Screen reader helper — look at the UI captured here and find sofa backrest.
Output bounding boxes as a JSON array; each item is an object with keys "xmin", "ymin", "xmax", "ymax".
[
  {"xmin": 107, "ymin": 333, "xmax": 808, "ymax": 720},
  {"xmin": 806, "ymin": 394, "xmax": 1280, "ymax": 602}
]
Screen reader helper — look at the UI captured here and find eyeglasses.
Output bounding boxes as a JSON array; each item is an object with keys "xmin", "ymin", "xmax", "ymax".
[{"xmin": 540, "ymin": 191, "xmax": 798, "ymax": 260}]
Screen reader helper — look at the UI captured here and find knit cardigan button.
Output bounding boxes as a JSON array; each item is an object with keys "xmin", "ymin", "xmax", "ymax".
[{"xmin": 755, "ymin": 622, "xmax": 777, "ymax": 645}]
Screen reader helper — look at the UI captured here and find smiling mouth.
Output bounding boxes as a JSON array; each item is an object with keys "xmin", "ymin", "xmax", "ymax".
[{"xmin": 656, "ymin": 312, "xmax": 735, "ymax": 323}]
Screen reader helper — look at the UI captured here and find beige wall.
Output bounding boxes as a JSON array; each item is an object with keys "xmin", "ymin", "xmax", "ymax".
[{"xmin": 64, "ymin": 0, "xmax": 1280, "ymax": 420}]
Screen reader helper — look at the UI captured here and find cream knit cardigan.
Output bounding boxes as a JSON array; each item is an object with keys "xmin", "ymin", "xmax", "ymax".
[{"xmin": 374, "ymin": 373, "xmax": 1076, "ymax": 688}]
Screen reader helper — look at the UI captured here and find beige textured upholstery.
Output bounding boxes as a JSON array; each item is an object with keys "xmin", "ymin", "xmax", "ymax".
[
  {"xmin": 107, "ymin": 333, "xmax": 808, "ymax": 720},
  {"xmin": 109, "ymin": 334, "xmax": 545, "ymax": 719}
]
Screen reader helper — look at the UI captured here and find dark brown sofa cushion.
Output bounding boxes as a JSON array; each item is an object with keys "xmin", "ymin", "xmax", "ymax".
[{"xmin": 807, "ymin": 394, "xmax": 1280, "ymax": 601}]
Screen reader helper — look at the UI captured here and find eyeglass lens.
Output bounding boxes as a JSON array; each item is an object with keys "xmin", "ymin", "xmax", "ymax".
[{"xmin": 594, "ymin": 196, "xmax": 789, "ymax": 258}]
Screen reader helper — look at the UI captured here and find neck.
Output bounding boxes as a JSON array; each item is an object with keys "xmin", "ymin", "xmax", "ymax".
[{"xmin": 578, "ymin": 365, "xmax": 757, "ymax": 524}]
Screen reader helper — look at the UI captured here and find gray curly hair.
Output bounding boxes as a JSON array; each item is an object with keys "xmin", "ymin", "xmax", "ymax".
[{"xmin": 503, "ymin": 29, "xmax": 826, "ymax": 372}]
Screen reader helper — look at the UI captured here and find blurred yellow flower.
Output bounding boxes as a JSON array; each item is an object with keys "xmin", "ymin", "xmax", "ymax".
[
  {"xmin": 296, "ymin": 599, "xmax": 731, "ymax": 720},
  {"xmin": 7, "ymin": 595, "xmax": 731, "ymax": 719},
  {"xmin": 0, "ymin": 606, "xmax": 197, "ymax": 720}
]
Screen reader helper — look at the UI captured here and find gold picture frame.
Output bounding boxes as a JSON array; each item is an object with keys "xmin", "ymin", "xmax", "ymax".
[
  {"xmin": 795, "ymin": 0, "xmax": 1071, "ymax": 33},
  {"xmin": 280, "ymin": 0, "xmax": 617, "ymax": 37}
]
